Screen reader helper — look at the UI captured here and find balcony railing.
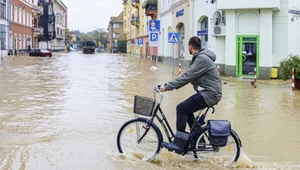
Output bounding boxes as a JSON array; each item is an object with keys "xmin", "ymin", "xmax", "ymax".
[
  {"xmin": 56, "ymin": 35, "xmax": 64, "ymax": 40},
  {"xmin": 33, "ymin": 27, "xmax": 44, "ymax": 37},
  {"xmin": 131, "ymin": 0, "xmax": 140, "ymax": 8},
  {"xmin": 142, "ymin": 0, "xmax": 157, "ymax": 18},
  {"xmin": 130, "ymin": 16, "xmax": 140, "ymax": 27},
  {"xmin": 33, "ymin": 5, "xmax": 44, "ymax": 17}
]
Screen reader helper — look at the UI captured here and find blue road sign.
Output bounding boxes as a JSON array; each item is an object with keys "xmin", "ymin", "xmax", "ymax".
[
  {"xmin": 149, "ymin": 20, "xmax": 160, "ymax": 32},
  {"xmin": 168, "ymin": 32, "xmax": 179, "ymax": 44},
  {"xmin": 149, "ymin": 32, "xmax": 159, "ymax": 47},
  {"xmin": 138, "ymin": 38, "xmax": 143, "ymax": 46},
  {"xmin": 197, "ymin": 30, "xmax": 208, "ymax": 36}
]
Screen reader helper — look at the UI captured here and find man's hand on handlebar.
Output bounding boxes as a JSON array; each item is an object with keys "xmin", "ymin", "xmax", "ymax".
[{"xmin": 157, "ymin": 85, "xmax": 166, "ymax": 92}]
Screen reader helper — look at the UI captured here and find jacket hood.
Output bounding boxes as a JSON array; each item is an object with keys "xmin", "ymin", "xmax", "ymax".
[{"xmin": 199, "ymin": 49, "xmax": 217, "ymax": 61}]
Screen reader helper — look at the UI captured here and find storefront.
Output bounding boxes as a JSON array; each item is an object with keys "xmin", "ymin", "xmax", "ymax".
[
  {"xmin": 172, "ymin": 0, "xmax": 190, "ymax": 60},
  {"xmin": 191, "ymin": 0, "xmax": 300, "ymax": 78}
]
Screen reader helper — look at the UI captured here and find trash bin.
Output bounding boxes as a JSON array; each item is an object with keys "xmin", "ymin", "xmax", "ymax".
[{"xmin": 271, "ymin": 68, "xmax": 278, "ymax": 79}]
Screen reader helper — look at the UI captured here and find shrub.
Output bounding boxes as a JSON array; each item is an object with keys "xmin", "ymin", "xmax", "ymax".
[{"xmin": 279, "ymin": 55, "xmax": 300, "ymax": 80}]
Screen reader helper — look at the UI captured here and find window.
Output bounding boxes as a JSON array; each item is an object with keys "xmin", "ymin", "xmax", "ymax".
[
  {"xmin": 200, "ymin": 17, "xmax": 208, "ymax": 47},
  {"xmin": 0, "ymin": 0, "xmax": 6, "ymax": 19},
  {"xmin": 14, "ymin": 7, "xmax": 17, "ymax": 22},
  {"xmin": 0, "ymin": 24, "xmax": 6, "ymax": 50},
  {"xmin": 19, "ymin": 8, "xmax": 22, "ymax": 24},
  {"xmin": 113, "ymin": 24, "xmax": 120, "ymax": 29},
  {"xmin": 113, "ymin": 33, "xmax": 120, "ymax": 38},
  {"xmin": 23, "ymin": 10, "xmax": 25, "ymax": 25}
]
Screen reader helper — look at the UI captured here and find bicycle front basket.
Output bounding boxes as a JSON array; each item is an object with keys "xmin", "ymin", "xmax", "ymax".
[{"xmin": 133, "ymin": 95, "xmax": 155, "ymax": 117}]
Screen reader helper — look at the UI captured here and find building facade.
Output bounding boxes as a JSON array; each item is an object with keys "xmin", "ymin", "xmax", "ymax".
[
  {"xmin": 0, "ymin": 0, "xmax": 11, "ymax": 56},
  {"xmin": 122, "ymin": 0, "xmax": 158, "ymax": 57},
  {"xmin": 11, "ymin": 0, "xmax": 33, "ymax": 54},
  {"xmin": 33, "ymin": 0, "xmax": 44, "ymax": 49},
  {"xmin": 107, "ymin": 11, "xmax": 126, "ymax": 53},
  {"xmin": 38, "ymin": 0, "xmax": 56, "ymax": 50},
  {"xmin": 157, "ymin": 0, "xmax": 300, "ymax": 79},
  {"xmin": 52, "ymin": 0, "xmax": 67, "ymax": 51}
]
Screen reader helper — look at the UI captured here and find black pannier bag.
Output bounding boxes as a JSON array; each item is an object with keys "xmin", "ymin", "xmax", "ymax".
[{"xmin": 207, "ymin": 120, "xmax": 231, "ymax": 147}]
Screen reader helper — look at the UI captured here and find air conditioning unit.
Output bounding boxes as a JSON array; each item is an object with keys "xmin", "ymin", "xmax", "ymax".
[
  {"xmin": 212, "ymin": 10, "xmax": 226, "ymax": 36},
  {"xmin": 213, "ymin": 25, "xmax": 225, "ymax": 36}
]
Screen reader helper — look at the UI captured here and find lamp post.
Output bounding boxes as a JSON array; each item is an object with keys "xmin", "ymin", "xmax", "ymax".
[{"xmin": 94, "ymin": 26, "xmax": 101, "ymax": 51}]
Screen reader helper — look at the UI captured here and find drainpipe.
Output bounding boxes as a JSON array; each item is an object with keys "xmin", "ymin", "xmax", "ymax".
[{"xmin": 207, "ymin": 0, "xmax": 211, "ymax": 48}]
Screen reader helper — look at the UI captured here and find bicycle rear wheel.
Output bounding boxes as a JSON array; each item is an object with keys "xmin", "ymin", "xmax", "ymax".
[
  {"xmin": 117, "ymin": 118, "xmax": 163, "ymax": 161},
  {"xmin": 193, "ymin": 127, "xmax": 240, "ymax": 166}
]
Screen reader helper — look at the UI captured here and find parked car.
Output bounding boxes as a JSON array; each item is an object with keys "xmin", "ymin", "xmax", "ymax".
[
  {"xmin": 29, "ymin": 49, "xmax": 52, "ymax": 57},
  {"xmin": 82, "ymin": 41, "xmax": 96, "ymax": 54}
]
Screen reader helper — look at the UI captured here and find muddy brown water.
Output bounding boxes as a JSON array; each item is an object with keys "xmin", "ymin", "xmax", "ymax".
[{"xmin": 0, "ymin": 53, "xmax": 299, "ymax": 170}]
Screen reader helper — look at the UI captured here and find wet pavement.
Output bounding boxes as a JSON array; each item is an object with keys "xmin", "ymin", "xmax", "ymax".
[{"xmin": 0, "ymin": 52, "xmax": 299, "ymax": 170}]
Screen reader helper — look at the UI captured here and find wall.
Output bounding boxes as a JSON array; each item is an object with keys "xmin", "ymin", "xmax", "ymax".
[
  {"xmin": 172, "ymin": 0, "xmax": 190, "ymax": 60},
  {"xmin": 287, "ymin": 0, "xmax": 300, "ymax": 58},
  {"xmin": 217, "ymin": 0, "xmax": 280, "ymax": 10},
  {"xmin": 159, "ymin": 11, "xmax": 172, "ymax": 57}
]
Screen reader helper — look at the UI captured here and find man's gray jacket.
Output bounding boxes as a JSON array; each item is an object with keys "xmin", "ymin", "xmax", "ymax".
[{"xmin": 164, "ymin": 49, "xmax": 222, "ymax": 106}]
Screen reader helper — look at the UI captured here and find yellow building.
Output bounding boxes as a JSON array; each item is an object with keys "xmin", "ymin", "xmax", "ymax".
[{"xmin": 122, "ymin": 0, "xmax": 149, "ymax": 57}]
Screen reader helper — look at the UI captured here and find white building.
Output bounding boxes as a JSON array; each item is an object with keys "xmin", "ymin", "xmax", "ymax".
[
  {"xmin": 158, "ymin": 0, "xmax": 173, "ymax": 58},
  {"xmin": 0, "ymin": 0, "xmax": 11, "ymax": 56},
  {"xmin": 52, "ymin": 0, "xmax": 67, "ymax": 52},
  {"xmin": 191, "ymin": 0, "xmax": 300, "ymax": 78}
]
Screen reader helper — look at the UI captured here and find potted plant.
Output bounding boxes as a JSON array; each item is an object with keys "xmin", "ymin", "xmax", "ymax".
[{"xmin": 279, "ymin": 55, "xmax": 300, "ymax": 89}]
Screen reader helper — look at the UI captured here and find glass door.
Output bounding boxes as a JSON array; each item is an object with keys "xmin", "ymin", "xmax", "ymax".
[{"xmin": 236, "ymin": 36, "xmax": 259, "ymax": 76}]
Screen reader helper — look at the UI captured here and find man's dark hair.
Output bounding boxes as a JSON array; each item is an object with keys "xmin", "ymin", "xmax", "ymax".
[{"xmin": 188, "ymin": 36, "xmax": 202, "ymax": 50}]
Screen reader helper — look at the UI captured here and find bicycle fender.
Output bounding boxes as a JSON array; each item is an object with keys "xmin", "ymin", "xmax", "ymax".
[
  {"xmin": 135, "ymin": 118, "xmax": 164, "ymax": 144},
  {"xmin": 231, "ymin": 129, "xmax": 242, "ymax": 147}
]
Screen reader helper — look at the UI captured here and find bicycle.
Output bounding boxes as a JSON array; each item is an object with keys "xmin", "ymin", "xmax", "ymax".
[{"xmin": 117, "ymin": 86, "xmax": 242, "ymax": 166}]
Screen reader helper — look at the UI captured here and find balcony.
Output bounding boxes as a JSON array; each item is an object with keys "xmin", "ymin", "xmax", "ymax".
[
  {"xmin": 217, "ymin": 0, "xmax": 280, "ymax": 10},
  {"xmin": 56, "ymin": 35, "xmax": 64, "ymax": 40},
  {"xmin": 142, "ymin": 0, "xmax": 157, "ymax": 18},
  {"xmin": 33, "ymin": 5, "xmax": 44, "ymax": 17},
  {"xmin": 33, "ymin": 27, "xmax": 44, "ymax": 37},
  {"xmin": 131, "ymin": 0, "xmax": 140, "ymax": 8},
  {"xmin": 122, "ymin": 0, "xmax": 127, "ymax": 5},
  {"xmin": 130, "ymin": 15, "xmax": 140, "ymax": 27}
]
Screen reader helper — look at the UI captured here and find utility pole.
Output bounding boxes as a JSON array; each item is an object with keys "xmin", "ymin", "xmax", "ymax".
[{"xmin": 94, "ymin": 26, "xmax": 102, "ymax": 51}]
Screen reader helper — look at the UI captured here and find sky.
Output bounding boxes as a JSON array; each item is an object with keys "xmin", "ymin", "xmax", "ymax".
[{"xmin": 62, "ymin": 0, "xmax": 123, "ymax": 33}]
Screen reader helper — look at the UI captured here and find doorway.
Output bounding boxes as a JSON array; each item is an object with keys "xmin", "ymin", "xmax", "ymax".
[{"xmin": 236, "ymin": 36, "xmax": 259, "ymax": 76}]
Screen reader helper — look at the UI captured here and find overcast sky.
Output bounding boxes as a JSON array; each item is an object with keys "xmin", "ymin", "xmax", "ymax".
[{"xmin": 62, "ymin": 0, "xmax": 123, "ymax": 33}]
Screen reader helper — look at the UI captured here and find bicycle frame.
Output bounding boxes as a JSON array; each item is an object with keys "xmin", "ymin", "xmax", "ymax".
[{"xmin": 139, "ymin": 87, "xmax": 215, "ymax": 144}]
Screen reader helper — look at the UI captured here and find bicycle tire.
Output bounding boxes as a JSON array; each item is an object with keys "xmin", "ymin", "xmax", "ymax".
[
  {"xmin": 117, "ymin": 118, "xmax": 163, "ymax": 161},
  {"xmin": 192, "ymin": 126, "xmax": 240, "ymax": 163}
]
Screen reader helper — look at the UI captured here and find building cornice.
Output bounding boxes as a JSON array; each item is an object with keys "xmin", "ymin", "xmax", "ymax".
[
  {"xmin": 52, "ymin": 0, "xmax": 68, "ymax": 11},
  {"xmin": 160, "ymin": 0, "xmax": 187, "ymax": 17},
  {"xmin": 20, "ymin": 0, "xmax": 33, "ymax": 8}
]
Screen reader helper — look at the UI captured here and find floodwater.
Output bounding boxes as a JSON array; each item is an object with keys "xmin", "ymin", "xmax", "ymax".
[{"xmin": 0, "ymin": 52, "xmax": 299, "ymax": 170}]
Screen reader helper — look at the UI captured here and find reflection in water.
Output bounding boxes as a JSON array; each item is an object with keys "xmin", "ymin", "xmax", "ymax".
[{"xmin": 0, "ymin": 54, "xmax": 299, "ymax": 169}]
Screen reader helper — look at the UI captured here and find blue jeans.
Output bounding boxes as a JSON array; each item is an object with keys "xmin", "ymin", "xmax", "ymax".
[{"xmin": 176, "ymin": 93, "xmax": 208, "ymax": 132}]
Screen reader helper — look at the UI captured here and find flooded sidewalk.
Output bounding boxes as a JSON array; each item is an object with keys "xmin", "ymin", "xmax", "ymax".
[{"xmin": 0, "ymin": 53, "xmax": 299, "ymax": 170}]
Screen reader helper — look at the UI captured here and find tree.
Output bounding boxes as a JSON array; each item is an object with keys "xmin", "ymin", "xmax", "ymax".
[
  {"xmin": 89, "ymin": 30, "xmax": 108, "ymax": 48},
  {"xmin": 65, "ymin": 28, "xmax": 73, "ymax": 44},
  {"xmin": 116, "ymin": 41, "xmax": 127, "ymax": 53}
]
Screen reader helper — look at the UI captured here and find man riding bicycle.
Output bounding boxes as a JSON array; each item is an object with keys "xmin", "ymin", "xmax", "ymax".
[{"xmin": 159, "ymin": 36, "xmax": 222, "ymax": 153}]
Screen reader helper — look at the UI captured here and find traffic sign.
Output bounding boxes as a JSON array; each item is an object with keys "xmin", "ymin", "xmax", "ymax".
[
  {"xmin": 138, "ymin": 38, "xmax": 143, "ymax": 46},
  {"xmin": 168, "ymin": 32, "xmax": 179, "ymax": 43},
  {"xmin": 149, "ymin": 20, "xmax": 160, "ymax": 32},
  {"xmin": 149, "ymin": 32, "xmax": 159, "ymax": 47}
]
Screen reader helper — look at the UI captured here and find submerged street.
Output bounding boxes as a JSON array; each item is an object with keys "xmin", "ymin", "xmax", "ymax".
[{"xmin": 0, "ymin": 52, "xmax": 299, "ymax": 170}]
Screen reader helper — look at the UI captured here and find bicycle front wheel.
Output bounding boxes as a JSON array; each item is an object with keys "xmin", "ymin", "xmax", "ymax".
[{"xmin": 117, "ymin": 118, "xmax": 163, "ymax": 161}]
